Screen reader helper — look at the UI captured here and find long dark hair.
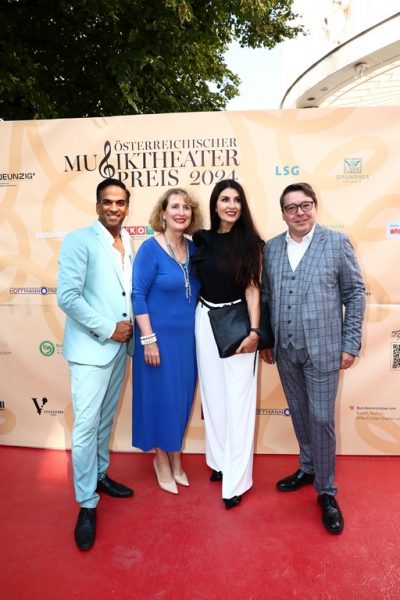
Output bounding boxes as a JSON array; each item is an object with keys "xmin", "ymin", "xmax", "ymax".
[{"xmin": 209, "ymin": 179, "xmax": 263, "ymax": 288}]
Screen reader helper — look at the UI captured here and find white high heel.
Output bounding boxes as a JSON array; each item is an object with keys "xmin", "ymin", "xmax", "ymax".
[
  {"xmin": 153, "ymin": 459, "xmax": 178, "ymax": 494},
  {"xmin": 173, "ymin": 471, "xmax": 189, "ymax": 487}
]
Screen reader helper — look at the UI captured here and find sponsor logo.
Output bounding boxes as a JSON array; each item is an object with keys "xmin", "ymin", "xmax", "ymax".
[
  {"xmin": 63, "ymin": 137, "xmax": 240, "ymax": 188},
  {"xmin": 336, "ymin": 158, "xmax": 369, "ymax": 183},
  {"xmin": 256, "ymin": 408, "xmax": 291, "ymax": 416},
  {"xmin": 0, "ymin": 401, "xmax": 5, "ymax": 410},
  {"xmin": 386, "ymin": 222, "xmax": 400, "ymax": 238},
  {"xmin": 274, "ymin": 165, "xmax": 300, "ymax": 176},
  {"xmin": 325, "ymin": 223, "xmax": 345, "ymax": 231},
  {"xmin": 31, "ymin": 397, "xmax": 64, "ymax": 417},
  {"xmin": 123, "ymin": 225, "xmax": 154, "ymax": 239},
  {"xmin": 352, "ymin": 405, "xmax": 400, "ymax": 421},
  {"xmin": 36, "ymin": 231, "xmax": 68, "ymax": 240},
  {"xmin": 32, "ymin": 397, "xmax": 48, "ymax": 415},
  {"xmin": 39, "ymin": 341, "xmax": 55, "ymax": 356},
  {"xmin": 344, "ymin": 158, "xmax": 362, "ymax": 173},
  {"xmin": 0, "ymin": 172, "xmax": 36, "ymax": 187},
  {"xmin": 10, "ymin": 287, "xmax": 56, "ymax": 295}
]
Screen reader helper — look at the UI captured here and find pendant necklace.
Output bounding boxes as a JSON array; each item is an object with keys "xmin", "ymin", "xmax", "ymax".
[{"xmin": 163, "ymin": 233, "xmax": 191, "ymax": 302}]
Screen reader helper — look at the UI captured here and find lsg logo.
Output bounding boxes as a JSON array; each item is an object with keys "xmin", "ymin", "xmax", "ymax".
[
  {"xmin": 32, "ymin": 397, "xmax": 48, "ymax": 415},
  {"xmin": 275, "ymin": 165, "xmax": 300, "ymax": 176}
]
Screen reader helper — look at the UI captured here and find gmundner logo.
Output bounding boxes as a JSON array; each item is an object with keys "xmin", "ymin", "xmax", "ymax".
[
  {"xmin": 336, "ymin": 158, "xmax": 369, "ymax": 182},
  {"xmin": 39, "ymin": 341, "xmax": 55, "ymax": 356}
]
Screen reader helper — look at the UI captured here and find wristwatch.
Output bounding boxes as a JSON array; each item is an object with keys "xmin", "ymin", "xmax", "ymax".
[{"xmin": 249, "ymin": 327, "xmax": 261, "ymax": 336}]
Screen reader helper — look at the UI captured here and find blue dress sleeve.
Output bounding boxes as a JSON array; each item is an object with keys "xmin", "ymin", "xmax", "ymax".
[{"xmin": 132, "ymin": 240, "xmax": 158, "ymax": 316}]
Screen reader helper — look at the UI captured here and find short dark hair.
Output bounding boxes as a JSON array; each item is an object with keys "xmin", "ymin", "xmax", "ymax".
[
  {"xmin": 279, "ymin": 182, "xmax": 318, "ymax": 211},
  {"xmin": 96, "ymin": 178, "xmax": 130, "ymax": 204}
]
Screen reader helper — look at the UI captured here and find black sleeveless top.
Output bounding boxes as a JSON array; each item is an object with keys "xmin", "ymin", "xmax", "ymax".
[{"xmin": 191, "ymin": 229, "xmax": 245, "ymax": 303}]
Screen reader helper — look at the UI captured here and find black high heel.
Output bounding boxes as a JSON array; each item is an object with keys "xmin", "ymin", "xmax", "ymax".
[
  {"xmin": 210, "ymin": 470, "xmax": 223, "ymax": 482},
  {"xmin": 223, "ymin": 495, "xmax": 242, "ymax": 509}
]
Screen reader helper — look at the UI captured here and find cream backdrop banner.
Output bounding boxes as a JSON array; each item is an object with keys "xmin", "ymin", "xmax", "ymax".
[{"xmin": 1, "ymin": 108, "xmax": 399, "ymax": 454}]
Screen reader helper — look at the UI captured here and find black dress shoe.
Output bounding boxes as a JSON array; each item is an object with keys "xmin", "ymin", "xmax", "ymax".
[
  {"xmin": 223, "ymin": 495, "xmax": 242, "ymax": 509},
  {"xmin": 210, "ymin": 470, "xmax": 223, "ymax": 482},
  {"xmin": 318, "ymin": 494, "xmax": 344, "ymax": 534},
  {"xmin": 96, "ymin": 475, "xmax": 133, "ymax": 498},
  {"xmin": 74, "ymin": 507, "xmax": 96, "ymax": 550},
  {"xmin": 276, "ymin": 469, "xmax": 315, "ymax": 492}
]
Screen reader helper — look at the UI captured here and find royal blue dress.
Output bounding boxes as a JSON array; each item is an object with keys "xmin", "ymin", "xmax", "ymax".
[{"xmin": 132, "ymin": 236, "xmax": 201, "ymax": 452}]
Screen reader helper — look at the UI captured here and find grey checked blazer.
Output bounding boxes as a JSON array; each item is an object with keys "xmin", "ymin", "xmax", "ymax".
[{"xmin": 261, "ymin": 224, "xmax": 365, "ymax": 372}]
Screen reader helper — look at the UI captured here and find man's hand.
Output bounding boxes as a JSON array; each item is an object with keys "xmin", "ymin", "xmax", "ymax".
[
  {"xmin": 340, "ymin": 351, "xmax": 356, "ymax": 370},
  {"xmin": 111, "ymin": 320, "xmax": 133, "ymax": 343},
  {"xmin": 260, "ymin": 348, "xmax": 273, "ymax": 364}
]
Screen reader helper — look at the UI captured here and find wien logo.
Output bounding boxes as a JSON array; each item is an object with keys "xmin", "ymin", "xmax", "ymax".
[
  {"xmin": 32, "ymin": 397, "xmax": 48, "ymax": 415},
  {"xmin": 39, "ymin": 341, "xmax": 55, "ymax": 356}
]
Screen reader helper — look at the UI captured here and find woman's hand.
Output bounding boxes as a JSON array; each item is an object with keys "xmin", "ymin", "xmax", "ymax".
[
  {"xmin": 236, "ymin": 332, "xmax": 259, "ymax": 354},
  {"xmin": 144, "ymin": 342, "xmax": 160, "ymax": 367}
]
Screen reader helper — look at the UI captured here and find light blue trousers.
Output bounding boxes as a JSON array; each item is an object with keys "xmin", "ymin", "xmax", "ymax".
[{"xmin": 69, "ymin": 344, "xmax": 128, "ymax": 508}]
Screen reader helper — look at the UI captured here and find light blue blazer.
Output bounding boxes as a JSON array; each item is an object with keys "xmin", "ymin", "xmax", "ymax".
[
  {"xmin": 262, "ymin": 224, "xmax": 365, "ymax": 372},
  {"xmin": 57, "ymin": 220, "xmax": 133, "ymax": 366}
]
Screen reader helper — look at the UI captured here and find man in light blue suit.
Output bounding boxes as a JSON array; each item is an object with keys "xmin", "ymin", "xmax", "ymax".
[
  {"xmin": 261, "ymin": 182, "xmax": 365, "ymax": 535},
  {"xmin": 57, "ymin": 178, "xmax": 134, "ymax": 550}
]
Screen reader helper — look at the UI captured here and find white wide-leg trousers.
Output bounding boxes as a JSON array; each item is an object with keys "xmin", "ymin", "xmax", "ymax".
[{"xmin": 195, "ymin": 300, "xmax": 257, "ymax": 499}]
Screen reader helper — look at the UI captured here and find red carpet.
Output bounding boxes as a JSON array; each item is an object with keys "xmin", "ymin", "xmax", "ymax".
[{"xmin": 1, "ymin": 446, "xmax": 399, "ymax": 599}]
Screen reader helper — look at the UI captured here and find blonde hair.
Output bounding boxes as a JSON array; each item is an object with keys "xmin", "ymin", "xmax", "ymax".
[{"xmin": 149, "ymin": 188, "xmax": 203, "ymax": 235}]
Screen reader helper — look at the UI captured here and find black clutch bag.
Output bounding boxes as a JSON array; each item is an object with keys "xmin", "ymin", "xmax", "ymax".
[
  {"xmin": 208, "ymin": 301, "xmax": 250, "ymax": 358},
  {"xmin": 207, "ymin": 299, "xmax": 275, "ymax": 358}
]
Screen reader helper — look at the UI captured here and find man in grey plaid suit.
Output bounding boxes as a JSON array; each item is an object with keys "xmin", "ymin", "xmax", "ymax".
[{"xmin": 261, "ymin": 182, "xmax": 365, "ymax": 534}]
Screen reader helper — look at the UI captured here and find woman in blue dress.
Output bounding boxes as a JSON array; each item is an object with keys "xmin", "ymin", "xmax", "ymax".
[{"xmin": 132, "ymin": 188, "xmax": 203, "ymax": 494}]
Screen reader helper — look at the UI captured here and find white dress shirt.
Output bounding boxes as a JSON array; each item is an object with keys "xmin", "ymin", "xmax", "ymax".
[
  {"xmin": 285, "ymin": 224, "xmax": 316, "ymax": 271},
  {"xmin": 99, "ymin": 222, "xmax": 133, "ymax": 336}
]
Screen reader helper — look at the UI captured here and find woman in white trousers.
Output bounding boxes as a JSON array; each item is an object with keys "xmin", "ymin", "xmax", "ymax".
[{"xmin": 192, "ymin": 179, "xmax": 264, "ymax": 509}]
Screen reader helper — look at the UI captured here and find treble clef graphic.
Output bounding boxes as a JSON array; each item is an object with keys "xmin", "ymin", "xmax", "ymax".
[{"xmin": 98, "ymin": 141, "xmax": 115, "ymax": 178}]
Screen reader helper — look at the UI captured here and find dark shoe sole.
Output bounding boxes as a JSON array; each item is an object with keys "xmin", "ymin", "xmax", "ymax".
[
  {"xmin": 96, "ymin": 482, "xmax": 133, "ymax": 498},
  {"xmin": 74, "ymin": 508, "xmax": 96, "ymax": 550},
  {"xmin": 223, "ymin": 495, "xmax": 242, "ymax": 509},
  {"xmin": 210, "ymin": 470, "xmax": 223, "ymax": 482},
  {"xmin": 75, "ymin": 537, "xmax": 95, "ymax": 551},
  {"xmin": 276, "ymin": 474, "xmax": 315, "ymax": 492},
  {"xmin": 276, "ymin": 484, "xmax": 313, "ymax": 492},
  {"xmin": 318, "ymin": 495, "xmax": 344, "ymax": 534},
  {"xmin": 322, "ymin": 521, "xmax": 344, "ymax": 535}
]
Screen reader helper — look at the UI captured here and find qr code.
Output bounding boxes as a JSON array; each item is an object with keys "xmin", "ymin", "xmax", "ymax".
[{"xmin": 391, "ymin": 343, "xmax": 400, "ymax": 370}]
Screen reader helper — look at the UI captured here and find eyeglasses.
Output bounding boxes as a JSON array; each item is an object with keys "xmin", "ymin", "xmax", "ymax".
[
  {"xmin": 283, "ymin": 200, "xmax": 314, "ymax": 215},
  {"xmin": 100, "ymin": 199, "xmax": 128, "ymax": 208}
]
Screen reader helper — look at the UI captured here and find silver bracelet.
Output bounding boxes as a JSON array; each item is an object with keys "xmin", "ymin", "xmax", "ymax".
[{"xmin": 141, "ymin": 334, "xmax": 157, "ymax": 346}]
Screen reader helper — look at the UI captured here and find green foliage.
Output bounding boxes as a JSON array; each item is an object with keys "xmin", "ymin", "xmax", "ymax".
[{"xmin": 0, "ymin": 0, "xmax": 303, "ymax": 119}]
